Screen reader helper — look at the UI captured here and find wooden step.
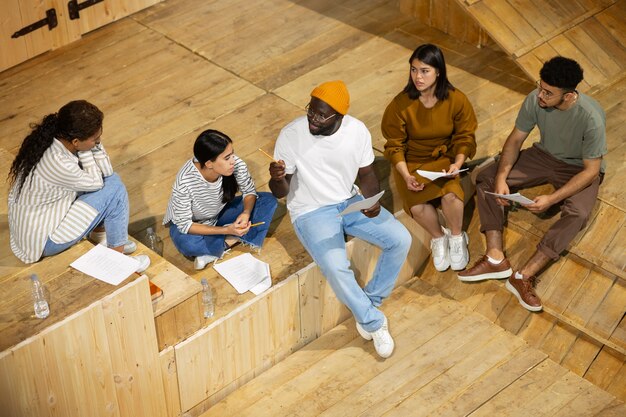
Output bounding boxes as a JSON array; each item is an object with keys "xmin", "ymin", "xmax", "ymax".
[{"xmin": 201, "ymin": 278, "xmax": 625, "ymax": 416}]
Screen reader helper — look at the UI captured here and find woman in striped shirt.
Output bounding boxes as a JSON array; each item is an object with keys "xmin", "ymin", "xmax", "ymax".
[
  {"xmin": 8, "ymin": 100, "xmax": 149, "ymax": 271},
  {"xmin": 163, "ymin": 129, "xmax": 277, "ymax": 270}
]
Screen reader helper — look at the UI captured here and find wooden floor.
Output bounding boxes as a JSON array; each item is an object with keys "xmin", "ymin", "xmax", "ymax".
[
  {"xmin": 201, "ymin": 277, "xmax": 626, "ymax": 417},
  {"xmin": 1, "ymin": 0, "xmax": 625, "ymax": 409}
]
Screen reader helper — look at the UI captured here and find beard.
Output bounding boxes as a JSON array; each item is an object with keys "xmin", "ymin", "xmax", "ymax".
[{"xmin": 308, "ymin": 119, "xmax": 338, "ymax": 136}]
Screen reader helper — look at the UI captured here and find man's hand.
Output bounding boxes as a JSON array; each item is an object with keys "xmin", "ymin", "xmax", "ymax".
[
  {"xmin": 269, "ymin": 160, "xmax": 286, "ymax": 180},
  {"xmin": 493, "ymin": 178, "xmax": 511, "ymax": 207},
  {"xmin": 525, "ymin": 194, "xmax": 553, "ymax": 213},
  {"xmin": 361, "ymin": 202, "xmax": 381, "ymax": 218}
]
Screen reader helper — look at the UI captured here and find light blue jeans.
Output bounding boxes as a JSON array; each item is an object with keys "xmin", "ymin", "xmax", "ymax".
[
  {"xmin": 293, "ymin": 195, "xmax": 412, "ymax": 332},
  {"xmin": 43, "ymin": 173, "xmax": 129, "ymax": 256}
]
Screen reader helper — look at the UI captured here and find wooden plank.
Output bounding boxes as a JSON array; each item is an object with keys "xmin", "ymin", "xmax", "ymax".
[
  {"xmin": 378, "ymin": 331, "xmax": 529, "ymax": 416},
  {"xmin": 468, "ymin": 360, "xmax": 569, "ymax": 416},
  {"xmin": 563, "ymin": 268, "xmax": 615, "ymax": 328},
  {"xmin": 466, "ymin": 1, "xmax": 525, "ymax": 55},
  {"xmin": 102, "ymin": 277, "xmax": 167, "ymax": 417},
  {"xmin": 428, "ymin": 347, "xmax": 547, "ymax": 417},
  {"xmin": 297, "ymin": 313, "xmax": 498, "ymax": 417},
  {"xmin": 587, "ymin": 280, "xmax": 626, "ymax": 343},
  {"xmin": 564, "ymin": 26, "xmax": 623, "ymax": 79},
  {"xmin": 585, "ymin": 346, "xmax": 626, "ymax": 393},
  {"xmin": 561, "ymin": 334, "xmax": 603, "ymax": 376},
  {"xmin": 175, "ymin": 277, "xmax": 301, "ymax": 412},
  {"xmin": 159, "ymin": 347, "xmax": 181, "ymax": 417},
  {"xmin": 0, "ymin": 303, "xmax": 120, "ymax": 417}
]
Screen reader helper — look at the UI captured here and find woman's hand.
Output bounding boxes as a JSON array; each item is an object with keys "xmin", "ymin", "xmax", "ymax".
[
  {"xmin": 404, "ymin": 174, "xmax": 425, "ymax": 192},
  {"xmin": 445, "ymin": 163, "xmax": 463, "ymax": 176},
  {"xmin": 223, "ymin": 222, "xmax": 251, "ymax": 237}
]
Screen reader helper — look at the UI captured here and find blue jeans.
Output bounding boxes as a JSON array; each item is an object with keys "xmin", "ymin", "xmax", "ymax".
[
  {"xmin": 293, "ymin": 195, "xmax": 412, "ymax": 332},
  {"xmin": 43, "ymin": 173, "xmax": 129, "ymax": 256},
  {"xmin": 170, "ymin": 192, "xmax": 278, "ymax": 258}
]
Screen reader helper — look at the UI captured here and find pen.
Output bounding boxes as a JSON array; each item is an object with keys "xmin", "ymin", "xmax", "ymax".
[
  {"xmin": 250, "ymin": 222, "xmax": 265, "ymax": 227},
  {"xmin": 258, "ymin": 148, "xmax": 277, "ymax": 162}
]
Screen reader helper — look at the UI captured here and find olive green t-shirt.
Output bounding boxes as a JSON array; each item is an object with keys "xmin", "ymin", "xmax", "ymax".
[{"xmin": 515, "ymin": 91, "xmax": 606, "ymax": 172}]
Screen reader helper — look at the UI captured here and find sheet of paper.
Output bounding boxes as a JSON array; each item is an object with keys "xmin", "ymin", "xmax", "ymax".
[
  {"xmin": 415, "ymin": 168, "xmax": 468, "ymax": 181},
  {"xmin": 485, "ymin": 191, "xmax": 534, "ymax": 205},
  {"xmin": 339, "ymin": 191, "xmax": 385, "ymax": 216},
  {"xmin": 249, "ymin": 263, "xmax": 272, "ymax": 295},
  {"xmin": 70, "ymin": 244, "xmax": 140, "ymax": 285},
  {"xmin": 213, "ymin": 253, "xmax": 270, "ymax": 294}
]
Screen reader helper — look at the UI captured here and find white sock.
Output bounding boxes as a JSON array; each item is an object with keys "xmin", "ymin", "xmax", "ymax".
[
  {"xmin": 487, "ymin": 255, "xmax": 503, "ymax": 264},
  {"xmin": 514, "ymin": 271, "xmax": 524, "ymax": 280}
]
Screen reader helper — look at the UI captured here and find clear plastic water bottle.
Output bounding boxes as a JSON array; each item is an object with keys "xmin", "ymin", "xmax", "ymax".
[
  {"xmin": 31, "ymin": 274, "xmax": 50, "ymax": 319},
  {"xmin": 200, "ymin": 278, "xmax": 214, "ymax": 318},
  {"xmin": 145, "ymin": 227, "xmax": 163, "ymax": 256}
]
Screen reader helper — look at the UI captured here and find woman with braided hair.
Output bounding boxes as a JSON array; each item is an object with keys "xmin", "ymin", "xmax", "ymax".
[{"xmin": 8, "ymin": 100, "xmax": 149, "ymax": 271}]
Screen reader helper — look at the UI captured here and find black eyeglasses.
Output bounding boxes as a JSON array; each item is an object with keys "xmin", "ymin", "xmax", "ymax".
[{"xmin": 305, "ymin": 104, "xmax": 337, "ymax": 124}]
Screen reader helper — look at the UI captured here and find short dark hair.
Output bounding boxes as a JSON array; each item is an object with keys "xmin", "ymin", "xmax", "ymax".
[
  {"xmin": 193, "ymin": 129, "xmax": 238, "ymax": 203},
  {"xmin": 540, "ymin": 56, "xmax": 583, "ymax": 91},
  {"xmin": 403, "ymin": 43, "xmax": 454, "ymax": 100}
]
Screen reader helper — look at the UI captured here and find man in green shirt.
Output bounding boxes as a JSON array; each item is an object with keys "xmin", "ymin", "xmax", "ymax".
[{"xmin": 458, "ymin": 56, "xmax": 607, "ymax": 312}]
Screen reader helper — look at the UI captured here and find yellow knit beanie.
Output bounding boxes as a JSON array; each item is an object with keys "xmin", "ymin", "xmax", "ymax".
[{"xmin": 310, "ymin": 80, "xmax": 350, "ymax": 115}]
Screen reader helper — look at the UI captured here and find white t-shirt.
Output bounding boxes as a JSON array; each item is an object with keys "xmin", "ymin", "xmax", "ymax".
[{"xmin": 274, "ymin": 115, "xmax": 375, "ymax": 221}]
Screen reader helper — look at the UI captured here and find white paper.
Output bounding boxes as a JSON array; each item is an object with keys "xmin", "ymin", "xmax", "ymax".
[
  {"xmin": 415, "ymin": 168, "xmax": 468, "ymax": 181},
  {"xmin": 339, "ymin": 191, "xmax": 385, "ymax": 216},
  {"xmin": 70, "ymin": 244, "xmax": 140, "ymax": 285},
  {"xmin": 249, "ymin": 263, "xmax": 272, "ymax": 295},
  {"xmin": 485, "ymin": 191, "xmax": 534, "ymax": 205},
  {"xmin": 213, "ymin": 253, "xmax": 271, "ymax": 294}
]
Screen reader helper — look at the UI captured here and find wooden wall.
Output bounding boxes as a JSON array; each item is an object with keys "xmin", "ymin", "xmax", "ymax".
[{"xmin": 0, "ymin": 277, "xmax": 167, "ymax": 417}]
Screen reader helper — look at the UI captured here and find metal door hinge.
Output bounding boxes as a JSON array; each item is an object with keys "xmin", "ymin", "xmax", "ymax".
[
  {"xmin": 11, "ymin": 9, "xmax": 58, "ymax": 38},
  {"xmin": 68, "ymin": 0, "xmax": 105, "ymax": 20}
]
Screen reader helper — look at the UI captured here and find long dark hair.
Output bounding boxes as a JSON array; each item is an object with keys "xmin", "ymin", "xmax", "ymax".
[
  {"xmin": 8, "ymin": 100, "xmax": 104, "ymax": 197},
  {"xmin": 403, "ymin": 43, "xmax": 454, "ymax": 101},
  {"xmin": 193, "ymin": 129, "xmax": 238, "ymax": 203}
]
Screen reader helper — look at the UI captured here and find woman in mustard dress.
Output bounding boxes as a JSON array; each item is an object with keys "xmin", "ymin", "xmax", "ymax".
[{"xmin": 382, "ymin": 44, "xmax": 477, "ymax": 272}]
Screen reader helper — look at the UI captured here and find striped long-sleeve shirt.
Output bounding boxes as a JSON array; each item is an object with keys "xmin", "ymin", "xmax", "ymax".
[
  {"xmin": 163, "ymin": 156, "xmax": 256, "ymax": 233},
  {"xmin": 8, "ymin": 139, "xmax": 113, "ymax": 263}
]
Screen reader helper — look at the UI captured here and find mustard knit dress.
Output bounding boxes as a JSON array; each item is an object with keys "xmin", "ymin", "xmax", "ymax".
[{"xmin": 382, "ymin": 88, "xmax": 477, "ymax": 214}]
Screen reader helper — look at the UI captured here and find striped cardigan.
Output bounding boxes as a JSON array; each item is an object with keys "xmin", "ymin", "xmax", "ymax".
[
  {"xmin": 163, "ymin": 156, "xmax": 256, "ymax": 233},
  {"xmin": 8, "ymin": 139, "xmax": 113, "ymax": 263}
]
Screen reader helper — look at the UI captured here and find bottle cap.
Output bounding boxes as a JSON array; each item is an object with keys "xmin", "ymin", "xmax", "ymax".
[
  {"xmin": 30, "ymin": 274, "xmax": 38, "ymax": 281},
  {"xmin": 147, "ymin": 227, "xmax": 154, "ymax": 233},
  {"xmin": 201, "ymin": 278, "xmax": 208, "ymax": 285}
]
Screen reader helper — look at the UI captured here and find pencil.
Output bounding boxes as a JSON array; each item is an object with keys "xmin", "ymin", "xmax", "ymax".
[
  {"xmin": 258, "ymin": 148, "xmax": 277, "ymax": 162},
  {"xmin": 250, "ymin": 222, "xmax": 265, "ymax": 227}
]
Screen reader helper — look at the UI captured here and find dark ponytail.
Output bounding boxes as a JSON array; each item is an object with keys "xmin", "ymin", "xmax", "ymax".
[
  {"xmin": 8, "ymin": 100, "xmax": 103, "ymax": 197},
  {"xmin": 8, "ymin": 114, "xmax": 58, "ymax": 196},
  {"xmin": 193, "ymin": 129, "xmax": 238, "ymax": 203}
]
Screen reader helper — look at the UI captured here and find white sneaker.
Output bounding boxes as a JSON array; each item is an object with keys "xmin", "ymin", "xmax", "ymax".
[
  {"xmin": 89, "ymin": 231, "xmax": 137, "ymax": 255},
  {"xmin": 430, "ymin": 228, "xmax": 450, "ymax": 271},
  {"xmin": 194, "ymin": 255, "xmax": 218, "ymax": 270},
  {"xmin": 355, "ymin": 322, "xmax": 373, "ymax": 341},
  {"xmin": 356, "ymin": 317, "xmax": 394, "ymax": 358},
  {"xmin": 449, "ymin": 231, "xmax": 469, "ymax": 271},
  {"xmin": 132, "ymin": 255, "xmax": 150, "ymax": 273},
  {"xmin": 371, "ymin": 317, "xmax": 394, "ymax": 358}
]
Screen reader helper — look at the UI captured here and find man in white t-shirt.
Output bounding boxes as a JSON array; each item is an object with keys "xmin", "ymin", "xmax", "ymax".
[{"xmin": 269, "ymin": 80, "xmax": 412, "ymax": 358}]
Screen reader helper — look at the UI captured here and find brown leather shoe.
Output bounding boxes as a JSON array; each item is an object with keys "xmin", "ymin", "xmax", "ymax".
[
  {"xmin": 506, "ymin": 274, "xmax": 543, "ymax": 312},
  {"xmin": 457, "ymin": 255, "xmax": 513, "ymax": 281}
]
